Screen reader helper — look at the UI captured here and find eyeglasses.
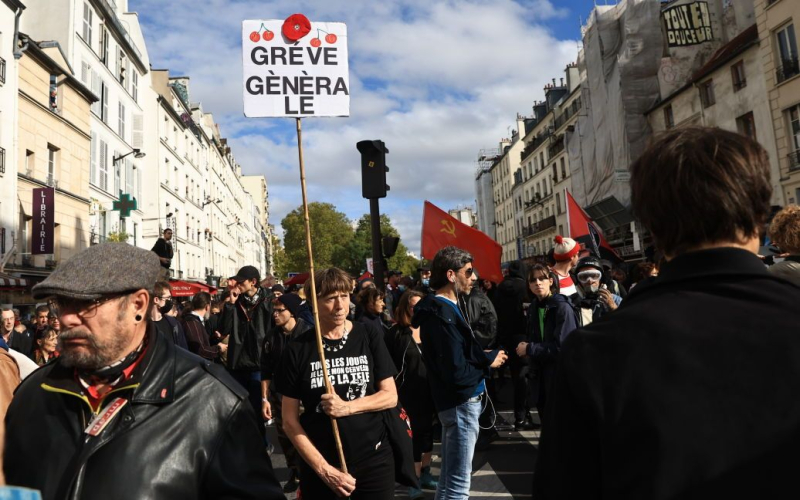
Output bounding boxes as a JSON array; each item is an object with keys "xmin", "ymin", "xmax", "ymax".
[
  {"xmin": 273, "ymin": 308, "xmax": 288, "ymax": 314},
  {"xmin": 576, "ymin": 271, "xmax": 602, "ymax": 283},
  {"xmin": 48, "ymin": 295, "xmax": 124, "ymax": 319}
]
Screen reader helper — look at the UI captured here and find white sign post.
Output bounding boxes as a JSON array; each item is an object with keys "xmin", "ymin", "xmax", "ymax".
[{"xmin": 242, "ymin": 19, "xmax": 349, "ymax": 117}]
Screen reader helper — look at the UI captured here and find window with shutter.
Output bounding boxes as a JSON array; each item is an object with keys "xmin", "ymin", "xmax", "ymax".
[
  {"xmin": 90, "ymin": 132, "xmax": 98, "ymax": 185},
  {"xmin": 118, "ymin": 102, "xmax": 125, "ymax": 140},
  {"xmin": 82, "ymin": 3, "xmax": 93, "ymax": 46},
  {"xmin": 113, "ymin": 150, "xmax": 121, "ymax": 194},
  {"xmin": 132, "ymin": 114, "xmax": 143, "ymax": 148},
  {"xmin": 91, "ymin": 71, "xmax": 101, "ymax": 116},
  {"xmin": 99, "ymin": 141, "xmax": 108, "ymax": 192},
  {"xmin": 101, "ymin": 83, "xmax": 108, "ymax": 123}
]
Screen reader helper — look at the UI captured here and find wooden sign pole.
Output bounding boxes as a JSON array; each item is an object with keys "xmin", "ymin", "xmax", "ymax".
[{"xmin": 295, "ymin": 117, "xmax": 348, "ymax": 474}]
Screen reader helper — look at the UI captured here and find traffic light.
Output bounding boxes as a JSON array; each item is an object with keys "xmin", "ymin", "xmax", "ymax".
[
  {"xmin": 357, "ymin": 140, "xmax": 390, "ymax": 199},
  {"xmin": 382, "ymin": 236, "xmax": 400, "ymax": 258}
]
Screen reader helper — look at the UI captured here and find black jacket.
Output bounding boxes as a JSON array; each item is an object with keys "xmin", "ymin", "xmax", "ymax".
[
  {"xmin": 492, "ymin": 262, "xmax": 529, "ymax": 347},
  {"xmin": 4, "ymin": 329, "xmax": 33, "ymax": 357},
  {"xmin": 524, "ymin": 293, "xmax": 579, "ymax": 362},
  {"xmin": 260, "ymin": 317, "xmax": 312, "ymax": 384},
  {"xmin": 534, "ymin": 248, "xmax": 800, "ymax": 499},
  {"xmin": 4, "ymin": 324, "xmax": 284, "ymax": 500},
  {"xmin": 150, "ymin": 237, "xmax": 173, "ymax": 269},
  {"xmin": 219, "ymin": 287, "xmax": 274, "ymax": 371},
  {"xmin": 413, "ymin": 294, "xmax": 496, "ymax": 412}
]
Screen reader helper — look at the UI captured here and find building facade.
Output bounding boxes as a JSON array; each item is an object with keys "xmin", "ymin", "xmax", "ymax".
[{"xmin": 756, "ymin": 0, "xmax": 800, "ymax": 205}]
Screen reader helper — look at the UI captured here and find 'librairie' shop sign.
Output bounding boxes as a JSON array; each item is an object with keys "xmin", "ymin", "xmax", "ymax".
[
  {"xmin": 663, "ymin": 1, "xmax": 713, "ymax": 47},
  {"xmin": 32, "ymin": 187, "xmax": 54, "ymax": 255}
]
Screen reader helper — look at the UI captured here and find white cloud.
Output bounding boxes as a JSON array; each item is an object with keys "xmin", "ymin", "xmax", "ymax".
[{"xmin": 131, "ymin": 0, "xmax": 579, "ymax": 255}]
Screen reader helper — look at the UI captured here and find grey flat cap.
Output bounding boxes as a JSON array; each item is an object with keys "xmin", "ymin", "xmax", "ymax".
[{"xmin": 32, "ymin": 242, "xmax": 161, "ymax": 300}]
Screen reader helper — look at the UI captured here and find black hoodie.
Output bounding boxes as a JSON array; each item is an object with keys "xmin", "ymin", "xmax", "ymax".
[{"xmin": 492, "ymin": 261, "xmax": 529, "ymax": 348}]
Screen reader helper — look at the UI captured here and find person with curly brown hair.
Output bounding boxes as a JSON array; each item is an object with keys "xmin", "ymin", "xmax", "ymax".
[{"xmin": 768, "ymin": 204, "xmax": 800, "ymax": 287}]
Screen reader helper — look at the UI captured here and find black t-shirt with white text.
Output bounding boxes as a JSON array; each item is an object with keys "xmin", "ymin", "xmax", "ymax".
[{"xmin": 276, "ymin": 321, "xmax": 396, "ymax": 464}]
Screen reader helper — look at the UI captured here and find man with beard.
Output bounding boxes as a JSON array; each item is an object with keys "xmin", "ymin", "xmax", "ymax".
[
  {"xmin": 3, "ymin": 242, "xmax": 283, "ymax": 500},
  {"xmin": 218, "ymin": 265, "xmax": 275, "ymax": 419}
]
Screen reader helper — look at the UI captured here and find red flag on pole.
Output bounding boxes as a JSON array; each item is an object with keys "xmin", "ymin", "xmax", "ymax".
[
  {"xmin": 565, "ymin": 190, "xmax": 620, "ymax": 260},
  {"xmin": 420, "ymin": 201, "xmax": 503, "ymax": 283}
]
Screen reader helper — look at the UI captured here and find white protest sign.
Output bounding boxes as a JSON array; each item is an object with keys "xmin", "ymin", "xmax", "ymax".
[{"xmin": 242, "ymin": 17, "xmax": 349, "ymax": 118}]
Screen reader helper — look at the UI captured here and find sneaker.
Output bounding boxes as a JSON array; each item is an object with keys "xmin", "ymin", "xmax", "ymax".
[
  {"xmin": 408, "ymin": 486, "xmax": 425, "ymax": 499},
  {"xmin": 420, "ymin": 466, "xmax": 438, "ymax": 490},
  {"xmin": 283, "ymin": 470, "xmax": 299, "ymax": 493}
]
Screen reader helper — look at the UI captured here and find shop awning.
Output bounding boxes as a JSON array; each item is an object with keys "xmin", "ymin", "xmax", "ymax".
[
  {"xmin": 0, "ymin": 276, "xmax": 28, "ymax": 288},
  {"xmin": 169, "ymin": 280, "xmax": 217, "ymax": 297}
]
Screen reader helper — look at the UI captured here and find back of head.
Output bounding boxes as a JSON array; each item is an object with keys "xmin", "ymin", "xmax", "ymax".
[
  {"xmin": 191, "ymin": 292, "xmax": 212, "ymax": 311},
  {"xmin": 631, "ymin": 127, "xmax": 771, "ymax": 257},
  {"xmin": 769, "ymin": 205, "xmax": 800, "ymax": 255},
  {"xmin": 506, "ymin": 260, "xmax": 527, "ymax": 280}
]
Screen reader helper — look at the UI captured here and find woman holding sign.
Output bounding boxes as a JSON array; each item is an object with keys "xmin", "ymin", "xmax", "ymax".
[{"xmin": 275, "ymin": 267, "xmax": 399, "ymax": 499}]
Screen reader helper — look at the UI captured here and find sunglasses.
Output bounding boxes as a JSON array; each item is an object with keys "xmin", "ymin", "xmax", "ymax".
[
  {"xmin": 576, "ymin": 271, "xmax": 602, "ymax": 283},
  {"xmin": 273, "ymin": 308, "xmax": 288, "ymax": 314}
]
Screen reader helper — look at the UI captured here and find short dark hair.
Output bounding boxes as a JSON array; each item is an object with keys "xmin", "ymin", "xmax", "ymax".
[
  {"xmin": 154, "ymin": 281, "xmax": 171, "ymax": 297},
  {"xmin": 430, "ymin": 246, "xmax": 473, "ymax": 290},
  {"xmin": 191, "ymin": 292, "xmax": 212, "ymax": 311},
  {"xmin": 163, "ymin": 228, "xmax": 172, "ymax": 234},
  {"xmin": 35, "ymin": 304, "xmax": 50, "ymax": 316},
  {"xmin": 630, "ymin": 127, "xmax": 771, "ymax": 256}
]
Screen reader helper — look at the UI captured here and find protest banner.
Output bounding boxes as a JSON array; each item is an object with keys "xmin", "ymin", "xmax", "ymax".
[{"xmin": 242, "ymin": 13, "xmax": 349, "ymax": 473}]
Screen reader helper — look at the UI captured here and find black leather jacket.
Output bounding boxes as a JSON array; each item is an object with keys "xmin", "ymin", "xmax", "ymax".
[{"xmin": 3, "ymin": 324, "xmax": 284, "ymax": 500}]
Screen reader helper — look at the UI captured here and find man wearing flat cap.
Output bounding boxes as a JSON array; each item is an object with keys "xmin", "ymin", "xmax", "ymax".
[
  {"xmin": 3, "ymin": 243, "xmax": 283, "ymax": 500},
  {"xmin": 218, "ymin": 264, "xmax": 275, "ymax": 420}
]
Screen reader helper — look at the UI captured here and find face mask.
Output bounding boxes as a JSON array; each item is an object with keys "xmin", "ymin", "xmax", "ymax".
[
  {"xmin": 159, "ymin": 299, "xmax": 174, "ymax": 315},
  {"xmin": 398, "ymin": 285, "xmax": 407, "ymax": 292},
  {"xmin": 421, "ymin": 278, "xmax": 430, "ymax": 287}
]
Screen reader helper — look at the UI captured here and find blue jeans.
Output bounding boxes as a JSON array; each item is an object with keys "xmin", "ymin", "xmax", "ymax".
[{"xmin": 435, "ymin": 395, "xmax": 482, "ymax": 500}]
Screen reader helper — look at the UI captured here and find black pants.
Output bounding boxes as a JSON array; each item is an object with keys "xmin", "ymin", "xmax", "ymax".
[
  {"xmin": 269, "ymin": 392, "xmax": 299, "ymax": 472},
  {"xmin": 509, "ymin": 351, "xmax": 531, "ymax": 422},
  {"xmin": 299, "ymin": 441, "xmax": 395, "ymax": 499},
  {"xmin": 228, "ymin": 369, "xmax": 264, "ymax": 436}
]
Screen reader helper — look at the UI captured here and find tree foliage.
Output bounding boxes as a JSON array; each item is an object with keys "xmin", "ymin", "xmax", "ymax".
[
  {"xmin": 278, "ymin": 203, "xmax": 420, "ymax": 280},
  {"xmin": 281, "ymin": 202, "xmax": 353, "ymax": 274}
]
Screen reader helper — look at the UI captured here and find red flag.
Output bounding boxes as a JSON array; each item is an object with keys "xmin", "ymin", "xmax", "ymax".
[
  {"xmin": 420, "ymin": 201, "xmax": 503, "ymax": 283},
  {"xmin": 565, "ymin": 190, "xmax": 620, "ymax": 260}
]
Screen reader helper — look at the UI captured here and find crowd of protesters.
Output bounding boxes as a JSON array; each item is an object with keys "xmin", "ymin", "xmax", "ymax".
[{"xmin": 3, "ymin": 126, "xmax": 800, "ymax": 499}]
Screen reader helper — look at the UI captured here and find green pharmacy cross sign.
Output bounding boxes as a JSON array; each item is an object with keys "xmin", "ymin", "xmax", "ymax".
[{"xmin": 113, "ymin": 191, "xmax": 137, "ymax": 218}]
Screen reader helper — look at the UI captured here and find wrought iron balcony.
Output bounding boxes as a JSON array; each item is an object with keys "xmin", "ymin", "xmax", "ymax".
[
  {"xmin": 0, "ymin": 146, "xmax": 5, "ymax": 174},
  {"xmin": 789, "ymin": 150, "xmax": 800, "ymax": 172},
  {"xmin": 776, "ymin": 58, "xmax": 800, "ymax": 84},
  {"xmin": 521, "ymin": 130, "xmax": 552, "ymax": 162},
  {"xmin": 522, "ymin": 215, "xmax": 557, "ymax": 237},
  {"xmin": 0, "ymin": 56, "xmax": 5, "ymax": 85}
]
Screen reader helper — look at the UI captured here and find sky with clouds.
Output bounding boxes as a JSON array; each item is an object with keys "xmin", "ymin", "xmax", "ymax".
[{"xmin": 131, "ymin": 0, "xmax": 595, "ymax": 257}]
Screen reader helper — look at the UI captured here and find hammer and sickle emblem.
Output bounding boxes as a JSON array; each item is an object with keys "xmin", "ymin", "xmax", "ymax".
[{"xmin": 440, "ymin": 219, "xmax": 456, "ymax": 238}]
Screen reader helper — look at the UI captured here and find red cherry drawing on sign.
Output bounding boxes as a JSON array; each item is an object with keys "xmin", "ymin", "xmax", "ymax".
[
  {"xmin": 249, "ymin": 31, "xmax": 260, "ymax": 42},
  {"xmin": 325, "ymin": 33, "xmax": 337, "ymax": 44},
  {"xmin": 310, "ymin": 38, "xmax": 321, "ymax": 47},
  {"xmin": 262, "ymin": 30, "xmax": 274, "ymax": 41}
]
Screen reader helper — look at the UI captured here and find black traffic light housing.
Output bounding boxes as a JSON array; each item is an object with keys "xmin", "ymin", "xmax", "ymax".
[
  {"xmin": 357, "ymin": 140, "xmax": 390, "ymax": 199},
  {"xmin": 382, "ymin": 236, "xmax": 400, "ymax": 259}
]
